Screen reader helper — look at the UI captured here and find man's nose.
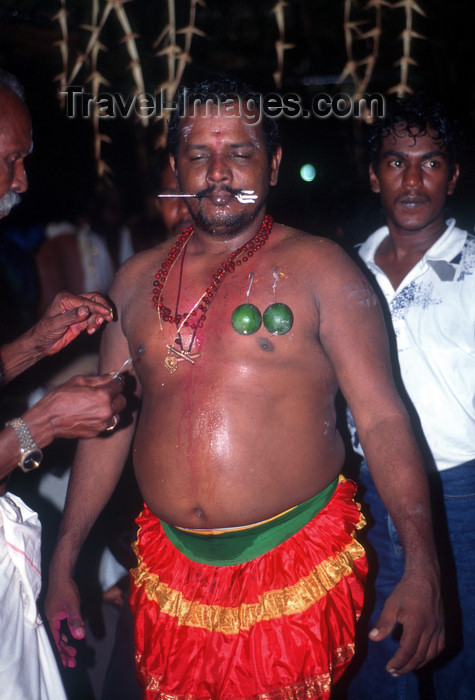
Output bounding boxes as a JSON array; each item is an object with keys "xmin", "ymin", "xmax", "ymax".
[
  {"xmin": 403, "ymin": 163, "xmax": 423, "ymax": 188},
  {"xmin": 12, "ymin": 160, "xmax": 28, "ymax": 193},
  {"xmin": 206, "ymin": 153, "xmax": 231, "ymax": 184}
]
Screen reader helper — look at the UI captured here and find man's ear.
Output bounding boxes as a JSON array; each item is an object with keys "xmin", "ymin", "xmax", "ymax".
[
  {"xmin": 447, "ymin": 163, "xmax": 460, "ymax": 196},
  {"xmin": 369, "ymin": 163, "xmax": 381, "ymax": 194},
  {"xmin": 270, "ymin": 146, "xmax": 282, "ymax": 187}
]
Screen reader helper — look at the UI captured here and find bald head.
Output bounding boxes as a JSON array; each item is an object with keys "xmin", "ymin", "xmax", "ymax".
[{"xmin": 0, "ymin": 82, "xmax": 32, "ymax": 219}]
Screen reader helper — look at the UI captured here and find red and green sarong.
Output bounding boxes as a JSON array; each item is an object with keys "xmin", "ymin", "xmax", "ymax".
[{"xmin": 130, "ymin": 477, "xmax": 367, "ymax": 699}]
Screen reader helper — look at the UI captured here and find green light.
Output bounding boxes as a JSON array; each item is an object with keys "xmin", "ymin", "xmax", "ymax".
[{"xmin": 300, "ymin": 164, "xmax": 316, "ymax": 182}]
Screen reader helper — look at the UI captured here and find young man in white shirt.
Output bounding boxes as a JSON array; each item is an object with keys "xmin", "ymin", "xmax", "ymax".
[{"xmin": 347, "ymin": 94, "xmax": 474, "ymax": 700}]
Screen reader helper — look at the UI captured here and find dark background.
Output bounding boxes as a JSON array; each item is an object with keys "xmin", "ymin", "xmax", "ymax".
[
  {"xmin": 1, "ymin": 6, "xmax": 473, "ymax": 696},
  {"xmin": 1, "ymin": 0, "xmax": 474, "ymax": 243}
]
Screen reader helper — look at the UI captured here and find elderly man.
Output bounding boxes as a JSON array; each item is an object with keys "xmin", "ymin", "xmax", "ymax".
[
  {"xmin": 347, "ymin": 94, "xmax": 475, "ymax": 699},
  {"xmin": 46, "ymin": 79, "xmax": 443, "ymax": 699},
  {"xmin": 0, "ymin": 70, "xmax": 126, "ymax": 698}
]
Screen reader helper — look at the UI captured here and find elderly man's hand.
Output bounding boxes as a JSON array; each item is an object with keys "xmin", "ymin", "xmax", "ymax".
[
  {"xmin": 33, "ymin": 291, "xmax": 114, "ymax": 356},
  {"xmin": 369, "ymin": 567, "xmax": 445, "ymax": 676},
  {"xmin": 36, "ymin": 374, "xmax": 127, "ymax": 440}
]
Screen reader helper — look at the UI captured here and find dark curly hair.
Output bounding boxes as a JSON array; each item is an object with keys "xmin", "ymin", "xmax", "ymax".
[
  {"xmin": 367, "ymin": 93, "xmax": 463, "ymax": 177},
  {"xmin": 167, "ymin": 78, "xmax": 281, "ymax": 163}
]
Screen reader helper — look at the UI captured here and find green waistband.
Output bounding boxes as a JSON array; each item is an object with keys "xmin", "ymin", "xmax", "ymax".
[{"xmin": 160, "ymin": 478, "xmax": 338, "ymax": 566}]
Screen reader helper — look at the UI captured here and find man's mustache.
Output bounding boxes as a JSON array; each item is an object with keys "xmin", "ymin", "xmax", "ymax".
[
  {"xmin": 193, "ymin": 185, "xmax": 245, "ymax": 199},
  {"xmin": 397, "ymin": 192, "xmax": 430, "ymax": 205}
]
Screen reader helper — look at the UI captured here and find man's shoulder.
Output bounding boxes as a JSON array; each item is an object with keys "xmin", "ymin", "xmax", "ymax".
[
  {"xmin": 458, "ymin": 228, "xmax": 475, "ymax": 272},
  {"xmin": 273, "ymin": 222, "xmax": 349, "ymax": 261},
  {"xmin": 109, "ymin": 243, "xmax": 167, "ymax": 306},
  {"xmin": 461, "ymin": 228, "xmax": 475, "ymax": 249},
  {"xmin": 432, "ymin": 222, "xmax": 475, "ymax": 268},
  {"xmin": 272, "ymin": 222, "xmax": 364, "ymax": 290},
  {"xmin": 116, "ymin": 241, "xmax": 167, "ymax": 278},
  {"xmin": 356, "ymin": 226, "xmax": 388, "ymax": 263}
]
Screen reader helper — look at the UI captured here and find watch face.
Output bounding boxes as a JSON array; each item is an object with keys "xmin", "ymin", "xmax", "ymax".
[{"xmin": 22, "ymin": 450, "xmax": 43, "ymax": 472}]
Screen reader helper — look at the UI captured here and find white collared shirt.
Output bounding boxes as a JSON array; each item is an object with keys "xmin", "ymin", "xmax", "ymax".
[
  {"xmin": 350, "ymin": 219, "xmax": 475, "ymax": 471},
  {"xmin": 0, "ymin": 493, "xmax": 67, "ymax": 698}
]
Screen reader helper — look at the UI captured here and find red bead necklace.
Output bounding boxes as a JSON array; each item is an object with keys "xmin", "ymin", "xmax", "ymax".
[
  {"xmin": 152, "ymin": 214, "xmax": 274, "ymax": 330},
  {"xmin": 152, "ymin": 215, "xmax": 274, "ymax": 372}
]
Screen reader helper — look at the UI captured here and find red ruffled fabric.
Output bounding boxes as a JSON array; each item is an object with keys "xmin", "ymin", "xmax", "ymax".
[{"xmin": 130, "ymin": 479, "xmax": 367, "ymax": 699}]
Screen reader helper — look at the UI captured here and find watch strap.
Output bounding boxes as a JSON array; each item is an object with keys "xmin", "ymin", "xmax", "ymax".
[{"xmin": 6, "ymin": 417, "xmax": 43, "ymax": 472}]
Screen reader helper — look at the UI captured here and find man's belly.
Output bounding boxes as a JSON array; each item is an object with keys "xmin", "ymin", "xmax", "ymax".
[
  {"xmin": 131, "ymin": 360, "xmax": 344, "ymax": 527},
  {"xmin": 132, "ymin": 410, "xmax": 345, "ymax": 528}
]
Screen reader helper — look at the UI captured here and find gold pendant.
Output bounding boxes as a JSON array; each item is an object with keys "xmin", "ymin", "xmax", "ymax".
[
  {"xmin": 164, "ymin": 345, "xmax": 201, "ymax": 373},
  {"xmin": 164, "ymin": 352, "xmax": 178, "ymax": 373}
]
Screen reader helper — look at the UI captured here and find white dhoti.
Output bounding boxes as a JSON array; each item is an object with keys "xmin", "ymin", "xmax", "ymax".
[{"xmin": 0, "ymin": 492, "xmax": 66, "ymax": 700}]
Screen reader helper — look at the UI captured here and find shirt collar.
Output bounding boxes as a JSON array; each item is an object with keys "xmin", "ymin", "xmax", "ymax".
[{"xmin": 358, "ymin": 219, "xmax": 467, "ymax": 268}]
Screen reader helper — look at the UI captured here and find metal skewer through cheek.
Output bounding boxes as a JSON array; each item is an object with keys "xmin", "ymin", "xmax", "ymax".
[{"xmin": 157, "ymin": 190, "xmax": 258, "ymax": 204}]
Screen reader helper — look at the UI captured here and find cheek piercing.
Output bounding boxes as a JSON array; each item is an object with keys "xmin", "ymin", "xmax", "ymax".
[{"xmin": 157, "ymin": 190, "xmax": 258, "ymax": 204}]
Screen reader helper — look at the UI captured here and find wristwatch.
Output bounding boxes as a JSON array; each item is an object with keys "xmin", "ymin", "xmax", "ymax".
[{"xmin": 6, "ymin": 417, "xmax": 43, "ymax": 472}]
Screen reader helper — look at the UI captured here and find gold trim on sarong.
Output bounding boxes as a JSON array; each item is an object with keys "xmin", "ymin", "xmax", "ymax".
[
  {"xmin": 131, "ymin": 525, "xmax": 366, "ymax": 635},
  {"xmin": 135, "ymin": 647, "xmax": 345, "ymax": 698}
]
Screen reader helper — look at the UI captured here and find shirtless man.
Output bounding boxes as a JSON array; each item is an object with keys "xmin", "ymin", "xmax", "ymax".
[{"xmin": 46, "ymin": 79, "xmax": 443, "ymax": 699}]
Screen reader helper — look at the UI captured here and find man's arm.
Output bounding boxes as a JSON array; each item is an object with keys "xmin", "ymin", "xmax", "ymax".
[
  {"xmin": 315, "ymin": 240, "xmax": 443, "ymax": 676},
  {"xmin": 45, "ymin": 417, "xmax": 137, "ymax": 667},
  {"xmin": 0, "ymin": 290, "xmax": 123, "ymax": 484},
  {"xmin": 0, "ymin": 290, "xmax": 113, "ymax": 383},
  {"xmin": 44, "ymin": 282, "xmax": 140, "ymax": 667},
  {"xmin": 0, "ymin": 374, "xmax": 125, "ymax": 483}
]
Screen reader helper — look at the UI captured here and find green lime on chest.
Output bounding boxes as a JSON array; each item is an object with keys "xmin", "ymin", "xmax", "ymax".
[
  {"xmin": 231, "ymin": 304, "xmax": 262, "ymax": 335},
  {"xmin": 263, "ymin": 303, "xmax": 293, "ymax": 335}
]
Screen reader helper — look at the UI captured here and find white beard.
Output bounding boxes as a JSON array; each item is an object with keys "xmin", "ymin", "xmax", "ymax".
[{"xmin": 0, "ymin": 190, "xmax": 20, "ymax": 216}]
